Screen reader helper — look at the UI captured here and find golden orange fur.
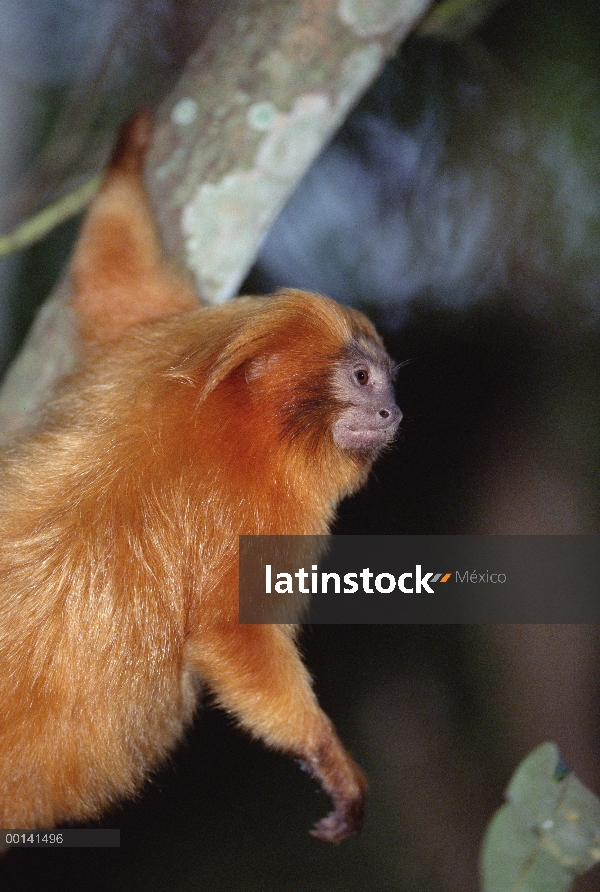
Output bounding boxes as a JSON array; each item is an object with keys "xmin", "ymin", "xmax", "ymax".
[{"xmin": 0, "ymin": 113, "xmax": 400, "ymax": 842}]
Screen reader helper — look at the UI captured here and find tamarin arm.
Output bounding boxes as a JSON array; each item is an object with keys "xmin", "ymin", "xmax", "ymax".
[{"xmin": 186, "ymin": 621, "xmax": 366, "ymax": 843}]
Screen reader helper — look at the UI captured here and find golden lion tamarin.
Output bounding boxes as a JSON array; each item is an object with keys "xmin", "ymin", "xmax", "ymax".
[{"xmin": 0, "ymin": 114, "xmax": 400, "ymax": 842}]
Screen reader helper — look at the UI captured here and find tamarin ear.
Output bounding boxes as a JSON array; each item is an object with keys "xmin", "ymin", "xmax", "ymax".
[
  {"xmin": 186, "ymin": 288, "xmax": 348, "ymax": 401},
  {"xmin": 70, "ymin": 111, "xmax": 197, "ymax": 344},
  {"xmin": 163, "ymin": 295, "xmax": 285, "ymax": 399},
  {"xmin": 198, "ymin": 313, "xmax": 276, "ymax": 398}
]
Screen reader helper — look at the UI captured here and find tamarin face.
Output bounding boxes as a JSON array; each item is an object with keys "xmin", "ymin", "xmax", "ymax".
[{"xmin": 331, "ymin": 339, "xmax": 401, "ymax": 452}]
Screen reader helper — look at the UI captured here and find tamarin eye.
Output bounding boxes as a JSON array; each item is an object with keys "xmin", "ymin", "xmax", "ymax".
[{"xmin": 354, "ymin": 368, "xmax": 369, "ymax": 385}]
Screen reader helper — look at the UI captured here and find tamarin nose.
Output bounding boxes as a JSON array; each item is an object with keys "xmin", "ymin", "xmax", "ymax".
[{"xmin": 378, "ymin": 405, "xmax": 402, "ymax": 426}]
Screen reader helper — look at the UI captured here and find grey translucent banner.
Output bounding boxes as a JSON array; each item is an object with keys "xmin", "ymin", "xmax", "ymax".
[
  {"xmin": 1, "ymin": 829, "xmax": 120, "ymax": 847},
  {"xmin": 238, "ymin": 535, "xmax": 600, "ymax": 623}
]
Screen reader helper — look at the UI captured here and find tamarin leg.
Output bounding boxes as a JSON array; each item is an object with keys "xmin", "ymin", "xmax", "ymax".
[
  {"xmin": 70, "ymin": 111, "xmax": 196, "ymax": 342},
  {"xmin": 186, "ymin": 622, "xmax": 367, "ymax": 843}
]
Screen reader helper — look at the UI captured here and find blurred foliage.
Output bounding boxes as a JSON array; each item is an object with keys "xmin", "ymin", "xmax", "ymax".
[{"xmin": 481, "ymin": 743, "xmax": 600, "ymax": 892}]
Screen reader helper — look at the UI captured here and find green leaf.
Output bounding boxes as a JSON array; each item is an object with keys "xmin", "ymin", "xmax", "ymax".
[{"xmin": 481, "ymin": 742, "xmax": 600, "ymax": 892}]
